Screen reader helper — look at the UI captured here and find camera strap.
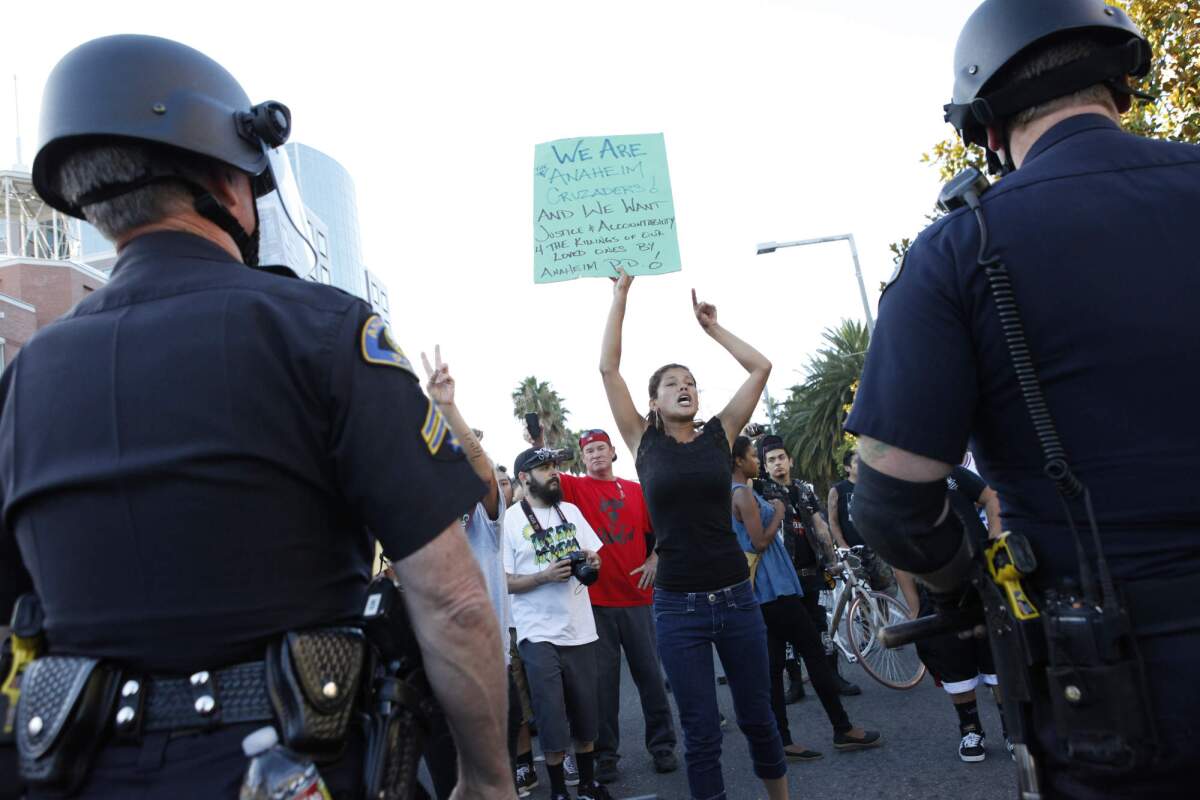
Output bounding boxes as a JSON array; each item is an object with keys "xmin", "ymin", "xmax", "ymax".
[{"xmin": 520, "ymin": 499, "xmax": 568, "ymax": 536}]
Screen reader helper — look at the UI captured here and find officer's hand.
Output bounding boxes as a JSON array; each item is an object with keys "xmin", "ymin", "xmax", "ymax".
[
  {"xmin": 450, "ymin": 780, "xmax": 518, "ymax": 800},
  {"xmin": 691, "ymin": 289, "xmax": 718, "ymax": 331},
  {"xmin": 420, "ymin": 345, "xmax": 455, "ymax": 407},
  {"xmin": 540, "ymin": 560, "xmax": 573, "ymax": 584}
]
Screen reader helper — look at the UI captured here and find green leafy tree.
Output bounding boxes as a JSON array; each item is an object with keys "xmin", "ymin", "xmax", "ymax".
[
  {"xmin": 774, "ymin": 319, "xmax": 870, "ymax": 498},
  {"xmin": 1119, "ymin": 0, "xmax": 1200, "ymax": 142},
  {"xmin": 511, "ymin": 376, "xmax": 584, "ymax": 475}
]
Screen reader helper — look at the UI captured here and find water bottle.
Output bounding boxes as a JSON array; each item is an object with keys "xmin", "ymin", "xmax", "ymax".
[{"xmin": 239, "ymin": 726, "xmax": 333, "ymax": 800}]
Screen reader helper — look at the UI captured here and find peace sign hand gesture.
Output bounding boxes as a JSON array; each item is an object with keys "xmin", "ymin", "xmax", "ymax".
[{"xmin": 420, "ymin": 345, "xmax": 456, "ymax": 407}]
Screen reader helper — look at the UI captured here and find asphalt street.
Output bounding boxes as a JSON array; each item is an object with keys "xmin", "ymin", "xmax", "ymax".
[{"xmin": 525, "ymin": 653, "xmax": 1016, "ymax": 800}]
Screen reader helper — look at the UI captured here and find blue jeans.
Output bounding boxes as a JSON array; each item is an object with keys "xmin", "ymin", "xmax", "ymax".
[{"xmin": 654, "ymin": 579, "xmax": 786, "ymax": 800}]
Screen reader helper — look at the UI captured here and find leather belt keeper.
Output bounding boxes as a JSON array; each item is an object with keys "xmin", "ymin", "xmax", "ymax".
[{"xmin": 120, "ymin": 661, "xmax": 275, "ymax": 736}]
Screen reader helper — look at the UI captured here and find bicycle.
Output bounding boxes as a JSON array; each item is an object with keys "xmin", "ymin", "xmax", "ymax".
[{"xmin": 820, "ymin": 545, "xmax": 926, "ymax": 690}]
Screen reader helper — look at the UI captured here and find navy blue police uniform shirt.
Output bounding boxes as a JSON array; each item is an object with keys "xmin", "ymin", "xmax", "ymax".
[
  {"xmin": 0, "ymin": 231, "xmax": 485, "ymax": 674},
  {"xmin": 847, "ymin": 114, "xmax": 1200, "ymax": 588}
]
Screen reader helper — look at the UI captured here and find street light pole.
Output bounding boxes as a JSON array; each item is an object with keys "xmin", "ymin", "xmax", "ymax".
[{"xmin": 755, "ymin": 233, "xmax": 875, "ymax": 335}]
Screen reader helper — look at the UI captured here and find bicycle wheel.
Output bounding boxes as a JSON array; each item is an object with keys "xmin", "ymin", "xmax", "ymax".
[{"xmin": 847, "ymin": 590, "xmax": 927, "ymax": 690}]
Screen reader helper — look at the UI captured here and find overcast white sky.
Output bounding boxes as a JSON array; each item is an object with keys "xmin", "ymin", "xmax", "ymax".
[{"xmin": 1, "ymin": 0, "xmax": 977, "ymax": 479}]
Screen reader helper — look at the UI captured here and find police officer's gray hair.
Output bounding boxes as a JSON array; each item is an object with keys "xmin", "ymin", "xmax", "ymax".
[
  {"xmin": 53, "ymin": 143, "xmax": 208, "ymax": 243},
  {"xmin": 1001, "ymin": 35, "xmax": 1118, "ymax": 129}
]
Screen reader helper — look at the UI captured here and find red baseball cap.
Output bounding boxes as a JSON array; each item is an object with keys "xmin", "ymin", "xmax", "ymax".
[{"xmin": 579, "ymin": 429, "xmax": 617, "ymax": 462}]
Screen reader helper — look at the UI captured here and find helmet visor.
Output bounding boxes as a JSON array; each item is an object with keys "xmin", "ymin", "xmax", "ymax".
[{"xmin": 256, "ymin": 145, "xmax": 317, "ymax": 276}]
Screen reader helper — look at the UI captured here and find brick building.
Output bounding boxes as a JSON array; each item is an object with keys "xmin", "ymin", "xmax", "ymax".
[{"xmin": 0, "ymin": 257, "xmax": 107, "ymax": 368}]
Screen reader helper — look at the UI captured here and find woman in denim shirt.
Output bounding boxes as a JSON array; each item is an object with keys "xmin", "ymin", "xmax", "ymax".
[
  {"xmin": 599, "ymin": 270, "xmax": 787, "ymax": 800},
  {"xmin": 731, "ymin": 436, "xmax": 882, "ymax": 761}
]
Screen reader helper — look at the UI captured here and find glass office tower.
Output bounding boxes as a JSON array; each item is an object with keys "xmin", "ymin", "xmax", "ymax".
[{"xmin": 284, "ymin": 143, "xmax": 366, "ymax": 299}]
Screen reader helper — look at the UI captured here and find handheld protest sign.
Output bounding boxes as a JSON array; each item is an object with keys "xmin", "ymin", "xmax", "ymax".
[{"xmin": 533, "ymin": 133, "xmax": 680, "ymax": 284}]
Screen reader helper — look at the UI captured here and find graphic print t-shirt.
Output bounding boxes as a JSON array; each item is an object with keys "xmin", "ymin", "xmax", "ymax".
[
  {"xmin": 503, "ymin": 500, "xmax": 603, "ymax": 646},
  {"xmin": 559, "ymin": 473, "xmax": 653, "ymax": 607}
]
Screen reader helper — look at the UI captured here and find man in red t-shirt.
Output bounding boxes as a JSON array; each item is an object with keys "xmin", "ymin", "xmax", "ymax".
[{"xmin": 558, "ymin": 429, "xmax": 678, "ymax": 784}]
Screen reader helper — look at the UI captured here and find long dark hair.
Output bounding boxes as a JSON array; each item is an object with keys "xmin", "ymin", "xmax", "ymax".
[{"xmin": 646, "ymin": 363, "xmax": 692, "ymax": 429}]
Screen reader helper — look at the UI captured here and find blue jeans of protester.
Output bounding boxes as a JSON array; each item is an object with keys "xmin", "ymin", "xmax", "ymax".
[{"xmin": 654, "ymin": 578, "xmax": 786, "ymax": 800}]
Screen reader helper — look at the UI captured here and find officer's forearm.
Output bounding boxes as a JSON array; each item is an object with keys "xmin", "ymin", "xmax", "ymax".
[
  {"xmin": 395, "ymin": 524, "xmax": 512, "ymax": 795},
  {"xmin": 851, "ymin": 459, "xmax": 971, "ymax": 592}
]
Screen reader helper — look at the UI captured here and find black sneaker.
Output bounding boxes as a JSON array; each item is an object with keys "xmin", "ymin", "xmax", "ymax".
[
  {"xmin": 563, "ymin": 753, "xmax": 580, "ymax": 786},
  {"xmin": 595, "ymin": 757, "xmax": 619, "ymax": 784},
  {"xmin": 578, "ymin": 781, "xmax": 614, "ymax": 800},
  {"xmin": 515, "ymin": 763, "xmax": 537, "ymax": 797},
  {"xmin": 959, "ymin": 731, "xmax": 986, "ymax": 762},
  {"xmin": 550, "ymin": 794, "xmax": 571, "ymax": 800},
  {"xmin": 652, "ymin": 750, "xmax": 679, "ymax": 773}
]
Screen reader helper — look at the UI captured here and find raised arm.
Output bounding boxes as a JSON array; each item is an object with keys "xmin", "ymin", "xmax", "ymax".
[
  {"xmin": 691, "ymin": 290, "xmax": 772, "ymax": 447},
  {"xmin": 600, "ymin": 268, "xmax": 648, "ymax": 455},
  {"xmin": 422, "ymin": 346, "xmax": 499, "ymax": 519}
]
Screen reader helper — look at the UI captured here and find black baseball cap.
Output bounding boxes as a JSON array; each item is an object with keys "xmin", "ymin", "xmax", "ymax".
[{"xmin": 514, "ymin": 447, "xmax": 569, "ymax": 476}]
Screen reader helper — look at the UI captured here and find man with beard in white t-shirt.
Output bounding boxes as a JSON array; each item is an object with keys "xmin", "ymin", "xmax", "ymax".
[{"xmin": 504, "ymin": 447, "xmax": 609, "ymax": 800}]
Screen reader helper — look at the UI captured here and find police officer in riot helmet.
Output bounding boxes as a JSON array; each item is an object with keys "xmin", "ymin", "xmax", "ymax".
[
  {"xmin": 0, "ymin": 35, "xmax": 513, "ymax": 798},
  {"xmin": 845, "ymin": 0, "xmax": 1200, "ymax": 797}
]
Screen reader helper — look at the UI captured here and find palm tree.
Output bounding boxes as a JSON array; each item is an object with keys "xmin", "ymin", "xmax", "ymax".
[
  {"xmin": 511, "ymin": 376, "xmax": 584, "ymax": 474},
  {"xmin": 775, "ymin": 319, "xmax": 870, "ymax": 498}
]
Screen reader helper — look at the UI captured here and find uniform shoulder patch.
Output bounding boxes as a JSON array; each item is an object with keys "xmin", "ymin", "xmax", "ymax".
[{"xmin": 361, "ymin": 315, "xmax": 415, "ymax": 376}]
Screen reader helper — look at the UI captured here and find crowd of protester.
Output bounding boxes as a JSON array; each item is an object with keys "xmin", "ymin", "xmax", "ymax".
[{"xmin": 409, "ymin": 270, "xmax": 912, "ymax": 800}]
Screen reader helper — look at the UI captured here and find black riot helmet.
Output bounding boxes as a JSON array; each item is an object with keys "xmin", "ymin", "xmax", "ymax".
[
  {"xmin": 32, "ymin": 35, "xmax": 315, "ymax": 271},
  {"xmin": 943, "ymin": 0, "xmax": 1151, "ymax": 172}
]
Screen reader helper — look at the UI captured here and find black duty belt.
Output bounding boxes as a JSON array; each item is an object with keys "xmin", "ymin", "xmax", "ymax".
[{"xmin": 116, "ymin": 660, "xmax": 273, "ymax": 736}]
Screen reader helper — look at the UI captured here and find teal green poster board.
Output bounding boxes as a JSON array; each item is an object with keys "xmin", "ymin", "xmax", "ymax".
[{"xmin": 533, "ymin": 133, "xmax": 681, "ymax": 284}]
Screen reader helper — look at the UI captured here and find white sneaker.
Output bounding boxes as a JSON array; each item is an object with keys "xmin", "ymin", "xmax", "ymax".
[
  {"xmin": 959, "ymin": 731, "xmax": 986, "ymax": 762},
  {"xmin": 563, "ymin": 753, "xmax": 580, "ymax": 786}
]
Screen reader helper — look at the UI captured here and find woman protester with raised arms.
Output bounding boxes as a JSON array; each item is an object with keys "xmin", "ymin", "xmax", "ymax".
[{"xmin": 598, "ymin": 268, "xmax": 789, "ymax": 800}]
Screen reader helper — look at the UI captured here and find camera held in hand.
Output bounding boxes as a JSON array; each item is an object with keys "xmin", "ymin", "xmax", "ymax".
[
  {"xmin": 757, "ymin": 478, "xmax": 790, "ymax": 505},
  {"xmin": 561, "ymin": 551, "xmax": 599, "ymax": 586}
]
